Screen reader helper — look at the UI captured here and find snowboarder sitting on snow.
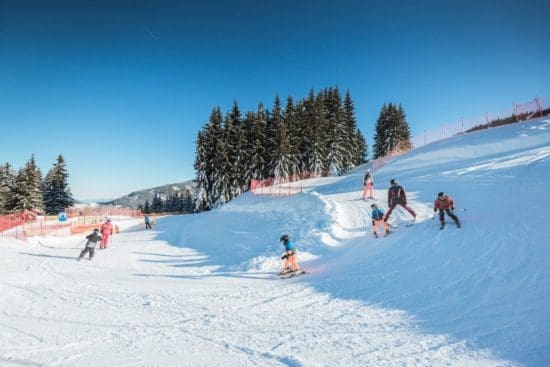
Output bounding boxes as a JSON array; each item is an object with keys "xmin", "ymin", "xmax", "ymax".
[
  {"xmin": 144, "ymin": 215, "xmax": 152, "ymax": 230},
  {"xmin": 279, "ymin": 234, "xmax": 301, "ymax": 275},
  {"xmin": 434, "ymin": 192, "xmax": 461, "ymax": 229},
  {"xmin": 361, "ymin": 169, "xmax": 375, "ymax": 200},
  {"xmin": 78, "ymin": 229, "xmax": 102, "ymax": 261},
  {"xmin": 384, "ymin": 179, "xmax": 417, "ymax": 223},
  {"xmin": 371, "ymin": 204, "xmax": 390, "ymax": 238}
]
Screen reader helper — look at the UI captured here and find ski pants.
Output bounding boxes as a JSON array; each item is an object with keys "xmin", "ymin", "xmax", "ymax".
[
  {"xmin": 384, "ymin": 202, "xmax": 416, "ymax": 221},
  {"xmin": 372, "ymin": 219, "xmax": 390, "ymax": 235},
  {"xmin": 79, "ymin": 247, "xmax": 95, "ymax": 260},
  {"xmin": 438, "ymin": 209, "xmax": 459, "ymax": 224},
  {"xmin": 283, "ymin": 252, "xmax": 300, "ymax": 271},
  {"xmin": 100, "ymin": 233, "xmax": 110, "ymax": 248},
  {"xmin": 362, "ymin": 183, "xmax": 374, "ymax": 199}
]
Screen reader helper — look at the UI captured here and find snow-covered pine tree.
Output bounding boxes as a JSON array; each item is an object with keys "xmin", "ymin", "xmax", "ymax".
[
  {"xmin": 310, "ymin": 91, "xmax": 328, "ymax": 176},
  {"xmin": 356, "ymin": 128, "xmax": 368, "ymax": 165},
  {"xmin": 324, "ymin": 87, "xmax": 347, "ymax": 175},
  {"xmin": 270, "ymin": 96, "xmax": 292, "ymax": 182},
  {"xmin": 42, "ymin": 154, "xmax": 74, "ymax": 215},
  {"xmin": 0, "ymin": 163, "xmax": 16, "ymax": 213},
  {"xmin": 373, "ymin": 103, "xmax": 412, "ymax": 158},
  {"xmin": 284, "ymin": 96, "xmax": 301, "ymax": 177},
  {"xmin": 143, "ymin": 199, "xmax": 151, "ymax": 214},
  {"xmin": 249, "ymin": 104, "xmax": 267, "ymax": 181},
  {"xmin": 10, "ymin": 155, "xmax": 43, "ymax": 212},
  {"xmin": 194, "ymin": 130, "xmax": 210, "ymax": 212},
  {"xmin": 343, "ymin": 90, "xmax": 365, "ymax": 168},
  {"xmin": 182, "ymin": 188, "xmax": 194, "ymax": 213},
  {"xmin": 224, "ymin": 101, "xmax": 247, "ymax": 196}
]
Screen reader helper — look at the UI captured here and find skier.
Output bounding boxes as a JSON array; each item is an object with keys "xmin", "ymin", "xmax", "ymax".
[
  {"xmin": 78, "ymin": 228, "xmax": 102, "ymax": 261},
  {"xmin": 434, "ymin": 192, "xmax": 461, "ymax": 229},
  {"xmin": 371, "ymin": 203, "xmax": 390, "ymax": 238},
  {"xmin": 361, "ymin": 169, "xmax": 375, "ymax": 200},
  {"xmin": 99, "ymin": 218, "xmax": 113, "ymax": 249},
  {"xmin": 279, "ymin": 234, "xmax": 302, "ymax": 275},
  {"xmin": 144, "ymin": 215, "xmax": 152, "ymax": 230},
  {"xmin": 384, "ymin": 179, "xmax": 417, "ymax": 223}
]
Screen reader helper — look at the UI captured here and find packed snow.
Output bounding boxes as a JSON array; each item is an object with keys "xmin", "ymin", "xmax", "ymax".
[{"xmin": 1, "ymin": 118, "xmax": 550, "ymax": 366}]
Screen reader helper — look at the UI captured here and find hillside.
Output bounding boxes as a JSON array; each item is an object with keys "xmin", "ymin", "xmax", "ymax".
[
  {"xmin": 1, "ymin": 117, "xmax": 549, "ymax": 366},
  {"xmin": 102, "ymin": 180, "xmax": 194, "ymax": 208}
]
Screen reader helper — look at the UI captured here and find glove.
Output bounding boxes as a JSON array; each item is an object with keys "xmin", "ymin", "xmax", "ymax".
[
  {"xmin": 451, "ymin": 207, "xmax": 455, "ymax": 211},
  {"xmin": 372, "ymin": 220, "xmax": 375, "ymax": 225},
  {"xmin": 281, "ymin": 254, "xmax": 288, "ymax": 260}
]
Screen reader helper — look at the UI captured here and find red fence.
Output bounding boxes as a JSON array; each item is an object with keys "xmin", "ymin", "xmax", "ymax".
[
  {"xmin": 0, "ymin": 206, "xmax": 142, "ymax": 240},
  {"xmin": 413, "ymin": 96, "xmax": 550, "ymax": 147},
  {"xmin": 250, "ymin": 170, "xmax": 330, "ymax": 196}
]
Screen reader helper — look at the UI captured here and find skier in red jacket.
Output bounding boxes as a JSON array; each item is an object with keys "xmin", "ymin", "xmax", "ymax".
[
  {"xmin": 434, "ymin": 192, "xmax": 461, "ymax": 229},
  {"xmin": 384, "ymin": 179, "xmax": 416, "ymax": 223},
  {"xmin": 99, "ymin": 218, "xmax": 113, "ymax": 249}
]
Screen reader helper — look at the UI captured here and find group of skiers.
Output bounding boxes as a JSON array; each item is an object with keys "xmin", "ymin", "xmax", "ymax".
[
  {"xmin": 77, "ymin": 218, "xmax": 114, "ymax": 261},
  {"xmin": 280, "ymin": 169, "xmax": 463, "ymax": 274}
]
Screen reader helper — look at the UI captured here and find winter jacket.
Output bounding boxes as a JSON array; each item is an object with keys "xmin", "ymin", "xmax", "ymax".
[
  {"xmin": 434, "ymin": 196, "xmax": 455, "ymax": 211},
  {"xmin": 388, "ymin": 185, "xmax": 407, "ymax": 206},
  {"xmin": 283, "ymin": 240, "xmax": 296, "ymax": 252},
  {"xmin": 144, "ymin": 216, "xmax": 151, "ymax": 224},
  {"xmin": 101, "ymin": 222, "xmax": 113, "ymax": 235},
  {"xmin": 85, "ymin": 233, "xmax": 102, "ymax": 248},
  {"xmin": 364, "ymin": 172, "xmax": 374, "ymax": 185},
  {"xmin": 371, "ymin": 208, "xmax": 385, "ymax": 221}
]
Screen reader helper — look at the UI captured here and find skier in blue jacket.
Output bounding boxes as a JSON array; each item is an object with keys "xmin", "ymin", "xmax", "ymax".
[
  {"xmin": 371, "ymin": 204, "xmax": 390, "ymax": 238},
  {"xmin": 279, "ymin": 234, "xmax": 301, "ymax": 275}
]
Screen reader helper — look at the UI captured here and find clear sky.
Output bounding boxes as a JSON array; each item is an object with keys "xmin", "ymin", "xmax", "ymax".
[{"xmin": 1, "ymin": 0, "xmax": 549, "ymax": 200}]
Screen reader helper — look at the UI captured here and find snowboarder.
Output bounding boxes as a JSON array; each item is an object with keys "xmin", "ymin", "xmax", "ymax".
[
  {"xmin": 361, "ymin": 169, "xmax": 375, "ymax": 200},
  {"xmin": 384, "ymin": 179, "xmax": 417, "ymax": 223},
  {"xmin": 144, "ymin": 215, "xmax": 152, "ymax": 230},
  {"xmin": 78, "ymin": 229, "xmax": 102, "ymax": 261},
  {"xmin": 434, "ymin": 192, "xmax": 461, "ymax": 229},
  {"xmin": 279, "ymin": 234, "xmax": 302, "ymax": 275},
  {"xmin": 99, "ymin": 218, "xmax": 113, "ymax": 249},
  {"xmin": 371, "ymin": 203, "xmax": 390, "ymax": 238}
]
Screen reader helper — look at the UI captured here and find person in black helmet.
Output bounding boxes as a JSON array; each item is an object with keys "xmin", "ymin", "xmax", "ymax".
[
  {"xmin": 78, "ymin": 228, "xmax": 102, "ymax": 261},
  {"xmin": 279, "ymin": 235, "xmax": 301, "ymax": 275}
]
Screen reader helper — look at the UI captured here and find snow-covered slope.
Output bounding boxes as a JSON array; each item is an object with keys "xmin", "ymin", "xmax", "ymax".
[{"xmin": 1, "ymin": 118, "xmax": 549, "ymax": 366}]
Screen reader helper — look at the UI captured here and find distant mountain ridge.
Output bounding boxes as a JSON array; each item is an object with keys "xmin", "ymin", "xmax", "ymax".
[{"xmin": 102, "ymin": 181, "xmax": 195, "ymax": 208}]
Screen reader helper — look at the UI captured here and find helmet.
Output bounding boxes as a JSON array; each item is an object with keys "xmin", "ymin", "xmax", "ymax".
[
  {"xmin": 438, "ymin": 192, "xmax": 445, "ymax": 197},
  {"xmin": 280, "ymin": 234, "xmax": 289, "ymax": 242},
  {"xmin": 370, "ymin": 203, "xmax": 377, "ymax": 208},
  {"xmin": 93, "ymin": 228, "xmax": 99, "ymax": 233},
  {"xmin": 106, "ymin": 218, "xmax": 111, "ymax": 222},
  {"xmin": 390, "ymin": 179, "xmax": 396, "ymax": 185}
]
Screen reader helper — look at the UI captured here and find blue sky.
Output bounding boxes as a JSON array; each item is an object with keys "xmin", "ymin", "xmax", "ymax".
[{"xmin": 1, "ymin": 0, "xmax": 549, "ymax": 200}]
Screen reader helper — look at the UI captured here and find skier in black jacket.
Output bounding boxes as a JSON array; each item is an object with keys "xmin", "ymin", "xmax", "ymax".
[{"xmin": 78, "ymin": 229, "xmax": 102, "ymax": 261}]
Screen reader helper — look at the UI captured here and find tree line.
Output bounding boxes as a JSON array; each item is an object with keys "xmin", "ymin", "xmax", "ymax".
[
  {"xmin": 140, "ymin": 190, "xmax": 194, "ymax": 214},
  {"xmin": 193, "ymin": 87, "xmax": 369, "ymax": 211},
  {"xmin": 0, "ymin": 154, "xmax": 74, "ymax": 215}
]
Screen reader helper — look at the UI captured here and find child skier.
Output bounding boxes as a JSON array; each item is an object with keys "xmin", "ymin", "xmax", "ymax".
[
  {"xmin": 361, "ymin": 169, "xmax": 375, "ymax": 200},
  {"xmin": 78, "ymin": 229, "xmax": 102, "ymax": 261},
  {"xmin": 144, "ymin": 215, "xmax": 152, "ymax": 230},
  {"xmin": 279, "ymin": 235, "xmax": 302, "ymax": 275},
  {"xmin": 99, "ymin": 218, "xmax": 113, "ymax": 249},
  {"xmin": 434, "ymin": 192, "xmax": 461, "ymax": 229},
  {"xmin": 384, "ymin": 179, "xmax": 417, "ymax": 223},
  {"xmin": 371, "ymin": 203, "xmax": 390, "ymax": 238}
]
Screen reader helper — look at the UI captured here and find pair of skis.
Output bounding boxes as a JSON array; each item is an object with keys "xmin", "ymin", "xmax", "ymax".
[{"xmin": 277, "ymin": 270, "xmax": 308, "ymax": 279}]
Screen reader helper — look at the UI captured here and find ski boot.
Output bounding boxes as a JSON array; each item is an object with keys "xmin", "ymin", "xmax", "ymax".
[
  {"xmin": 440, "ymin": 221, "xmax": 445, "ymax": 230},
  {"xmin": 384, "ymin": 229, "xmax": 390, "ymax": 237},
  {"xmin": 373, "ymin": 232, "xmax": 379, "ymax": 238}
]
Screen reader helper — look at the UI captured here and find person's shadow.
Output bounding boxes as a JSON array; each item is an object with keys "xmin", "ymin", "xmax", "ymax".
[{"xmin": 19, "ymin": 252, "xmax": 76, "ymax": 260}]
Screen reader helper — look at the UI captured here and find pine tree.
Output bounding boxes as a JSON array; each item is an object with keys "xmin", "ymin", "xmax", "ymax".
[
  {"xmin": 270, "ymin": 96, "xmax": 292, "ymax": 181},
  {"xmin": 356, "ymin": 128, "xmax": 368, "ymax": 165},
  {"xmin": 284, "ymin": 96, "xmax": 301, "ymax": 177},
  {"xmin": 143, "ymin": 199, "xmax": 151, "ymax": 214},
  {"xmin": 324, "ymin": 87, "xmax": 348, "ymax": 175},
  {"xmin": 42, "ymin": 154, "xmax": 74, "ymax": 214},
  {"xmin": 249, "ymin": 104, "xmax": 267, "ymax": 180},
  {"xmin": 10, "ymin": 155, "xmax": 43, "ymax": 212},
  {"xmin": 194, "ymin": 130, "xmax": 210, "ymax": 212},
  {"xmin": 373, "ymin": 103, "xmax": 412, "ymax": 158},
  {"xmin": 343, "ymin": 91, "xmax": 365, "ymax": 168},
  {"xmin": 0, "ymin": 163, "xmax": 16, "ymax": 214}
]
